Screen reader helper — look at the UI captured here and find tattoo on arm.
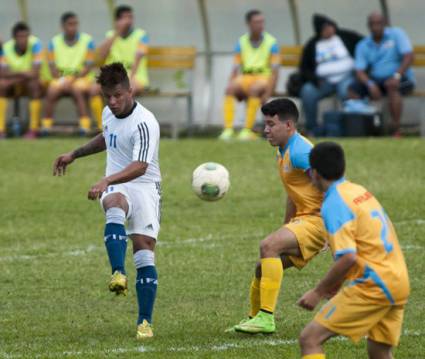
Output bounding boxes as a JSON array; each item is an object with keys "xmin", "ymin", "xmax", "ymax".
[{"xmin": 72, "ymin": 133, "xmax": 106, "ymax": 159}]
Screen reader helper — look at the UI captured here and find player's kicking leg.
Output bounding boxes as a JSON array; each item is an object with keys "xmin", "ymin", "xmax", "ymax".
[
  {"xmin": 233, "ymin": 227, "xmax": 302, "ymax": 334},
  {"xmin": 131, "ymin": 234, "xmax": 158, "ymax": 339},
  {"xmin": 101, "ymin": 192, "xmax": 129, "ymax": 295}
]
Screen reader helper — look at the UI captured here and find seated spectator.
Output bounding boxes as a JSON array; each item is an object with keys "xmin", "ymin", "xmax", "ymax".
[
  {"xmin": 96, "ymin": 4, "xmax": 149, "ymax": 97},
  {"xmin": 349, "ymin": 12, "xmax": 415, "ymax": 137},
  {"xmin": 299, "ymin": 14, "xmax": 363, "ymax": 136},
  {"xmin": 42, "ymin": 12, "xmax": 97, "ymax": 135},
  {"xmin": 0, "ymin": 22, "xmax": 43, "ymax": 139},
  {"xmin": 219, "ymin": 9, "xmax": 280, "ymax": 141}
]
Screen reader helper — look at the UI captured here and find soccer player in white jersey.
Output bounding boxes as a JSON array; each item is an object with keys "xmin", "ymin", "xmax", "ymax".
[{"xmin": 53, "ymin": 63, "xmax": 161, "ymax": 340}]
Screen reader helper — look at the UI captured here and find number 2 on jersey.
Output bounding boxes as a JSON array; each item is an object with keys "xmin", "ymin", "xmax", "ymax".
[
  {"xmin": 109, "ymin": 134, "xmax": 117, "ymax": 148},
  {"xmin": 371, "ymin": 209, "xmax": 393, "ymax": 253}
]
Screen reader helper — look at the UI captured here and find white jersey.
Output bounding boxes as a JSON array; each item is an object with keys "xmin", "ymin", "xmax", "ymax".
[{"xmin": 102, "ymin": 101, "xmax": 161, "ymax": 183}]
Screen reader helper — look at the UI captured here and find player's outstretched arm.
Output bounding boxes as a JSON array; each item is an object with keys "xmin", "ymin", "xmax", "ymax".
[
  {"xmin": 87, "ymin": 161, "xmax": 148, "ymax": 200},
  {"xmin": 297, "ymin": 253, "xmax": 356, "ymax": 311},
  {"xmin": 53, "ymin": 133, "xmax": 106, "ymax": 176}
]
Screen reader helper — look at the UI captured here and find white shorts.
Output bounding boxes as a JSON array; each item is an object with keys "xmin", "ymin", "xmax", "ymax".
[{"xmin": 100, "ymin": 182, "xmax": 161, "ymax": 239}]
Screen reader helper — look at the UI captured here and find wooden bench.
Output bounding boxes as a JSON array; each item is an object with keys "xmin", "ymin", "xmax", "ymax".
[
  {"xmin": 20, "ymin": 47, "xmax": 197, "ymax": 138},
  {"xmin": 143, "ymin": 46, "xmax": 197, "ymax": 138}
]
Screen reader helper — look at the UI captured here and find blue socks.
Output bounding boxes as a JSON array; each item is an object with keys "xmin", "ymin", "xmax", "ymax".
[
  {"xmin": 104, "ymin": 208, "xmax": 127, "ymax": 274},
  {"xmin": 134, "ymin": 250, "xmax": 158, "ymax": 324}
]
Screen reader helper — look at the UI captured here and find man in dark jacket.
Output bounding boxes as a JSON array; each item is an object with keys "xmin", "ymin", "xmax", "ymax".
[{"xmin": 299, "ymin": 14, "xmax": 363, "ymax": 136}]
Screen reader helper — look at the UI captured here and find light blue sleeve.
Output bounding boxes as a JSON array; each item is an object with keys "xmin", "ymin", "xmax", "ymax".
[
  {"xmin": 321, "ymin": 191, "xmax": 355, "ymax": 235},
  {"xmin": 140, "ymin": 33, "xmax": 149, "ymax": 44},
  {"xmin": 289, "ymin": 138, "xmax": 312, "ymax": 171},
  {"xmin": 87, "ymin": 39, "xmax": 95, "ymax": 50},
  {"xmin": 354, "ymin": 40, "xmax": 368, "ymax": 70},
  {"xmin": 32, "ymin": 40, "xmax": 42, "ymax": 55},
  {"xmin": 270, "ymin": 42, "xmax": 279, "ymax": 54},
  {"xmin": 393, "ymin": 28, "xmax": 413, "ymax": 54},
  {"xmin": 48, "ymin": 40, "xmax": 54, "ymax": 52},
  {"xmin": 234, "ymin": 41, "xmax": 241, "ymax": 54}
]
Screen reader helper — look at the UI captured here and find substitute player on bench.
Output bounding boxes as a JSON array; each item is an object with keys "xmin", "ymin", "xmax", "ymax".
[
  {"xmin": 53, "ymin": 63, "xmax": 161, "ymax": 340},
  {"xmin": 298, "ymin": 142, "xmax": 409, "ymax": 359},
  {"xmin": 96, "ymin": 5, "xmax": 149, "ymax": 95},
  {"xmin": 228, "ymin": 98, "xmax": 327, "ymax": 333},
  {"xmin": 0, "ymin": 22, "xmax": 43, "ymax": 139},
  {"xmin": 42, "ymin": 12, "xmax": 96, "ymax": 135},
  {"xmin": 219, "ymin": 9, "xmax": 280, "ymax": 141}
]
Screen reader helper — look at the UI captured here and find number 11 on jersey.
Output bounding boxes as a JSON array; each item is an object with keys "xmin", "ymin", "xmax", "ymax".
[{"xmin": 109, "ymin": 134, "xmax": 117, "ymax": 148}]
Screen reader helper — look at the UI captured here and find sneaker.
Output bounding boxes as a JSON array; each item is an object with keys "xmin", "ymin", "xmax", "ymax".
[
  {"xmin": 39, "ymin": 128, "xmax": 51, "ymax": 137},
  {"xmin": 78, "ymin": 128, "xmax": 90, "ymax": 137},
  {"xmin": 23, "ymin": 130, "xmax": 38, "ymax": 139},
  {"xmin": 136, "ymin": 319, "xmax": 153, "ymax": 340},
  {"xmin": 393, "ymin": 130, "xmax": 402, "ymax": 139},
  {"xmin": 218, "ymin": 128, "xmax": 235, "ymax": 140},
  {"xmin": 237, "ymin": 128, "xmax": 258, "ymax": 141},
  {"xmin": 109, "ymin": 270, "xmax": 128, "ymax": 296},
  {"xmin": 225, "ymin": 317, "xmax": 251, "ymax": 333},
  {"xmin": 234, "ymin": 311, "xmax": 275, "ymax": 334}
]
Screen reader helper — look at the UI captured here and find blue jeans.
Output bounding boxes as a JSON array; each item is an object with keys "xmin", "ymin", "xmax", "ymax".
[{"xmin": 300, "ymin": 75, "xmax": 354, "ymax": 134}]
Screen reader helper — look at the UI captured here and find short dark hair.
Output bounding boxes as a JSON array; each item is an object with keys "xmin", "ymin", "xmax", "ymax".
[
  {"xmin": 245, "ymin": 9, "xmax": 262, "ymax": 23},
  {"xmin": 309, "ymin": 142, "xmax": 346, "ymax": 180},
  {"xmin": 61, "ymin": 11, "xmax": 77, "ymax": 24},
  {"xmin": 12, "ymin": 22, "xmax": 30, "ymax": 37},
  {"xmin": 261, "ymin": 98, "xmax": 299, "ymax": 123},
  {"xmin": 97, "ymin": 62, "xmax": 130, "ymax": 89},
  {"xmin": 115, "ymin": 5, "xmax": 132, "ymax": 20}
]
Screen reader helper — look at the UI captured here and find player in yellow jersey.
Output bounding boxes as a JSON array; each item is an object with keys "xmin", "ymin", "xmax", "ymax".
[
  {"xmin": 298, "ymin": 142, "xmax": 410, "ymax": 359},
  {"xmin": 42, "ymin": 12, "xmax": 96, "ymax": 135},
  {"xmin": 219, "ymin": 9, "xmax": 280, "ymax": 141},
  {"xmin": 96, "ymin": 5, "xmax": 149, "ymax": 96},
  {"xmin": 0, "ymin": 22, "xmax": 43, "ymax": 139},
  {"xmin": 228, "ymin": 98, "xmax": 327, "ymax": 334}
]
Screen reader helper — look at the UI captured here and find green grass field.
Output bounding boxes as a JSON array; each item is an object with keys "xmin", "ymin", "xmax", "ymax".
[{"xmin": 1, "ymin": 138, "xmax": 424, "ymax": 359}]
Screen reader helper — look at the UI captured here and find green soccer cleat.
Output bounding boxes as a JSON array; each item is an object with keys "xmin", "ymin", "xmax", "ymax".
[
  {"xmin": 108, "ymin": 270, "xmax": 128, "ymax": 296},
  {"xmin": 237, "ymin": 128, "xmax": 258, "ymax": 141},
  {"xmin": 225, "ymin": 317, "xmax": 251, "ymax": 333},
  {"xmin": 234, "ymin": 311, "xmax": 276, "ymax": 334},
  {"xmin": 218, "ymin": 128, "xmax": 235, "ymax": 140},
  {"xmin": 137, "ymin": 319, "xmax": 154, "ymax": 340}
]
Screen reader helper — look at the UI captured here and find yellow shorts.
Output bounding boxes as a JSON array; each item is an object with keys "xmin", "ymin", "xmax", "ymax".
[
  {"xmin": 315, "ymin": 285, "xmax": 405, "ymax": 346},
  {"xmin": 285, "ymin": 215, "xmax": 327, "ymax": 269},
  {"xmin": 234, "ymin": 74, "xmax": 269, "ymax": 94},
  {"xmin": 49, "ymin": 76, "xmax": 92, "ymax": 91}
]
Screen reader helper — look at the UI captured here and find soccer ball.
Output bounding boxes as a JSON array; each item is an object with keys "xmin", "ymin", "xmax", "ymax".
[{"xmin": 192, "ymin": 162, "xmax": 230, "ymax": 201}]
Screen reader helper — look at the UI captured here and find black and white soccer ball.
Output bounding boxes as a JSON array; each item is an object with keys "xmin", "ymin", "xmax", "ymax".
[{"xmin": 192, "ymin": 162, "xmax": 230, "ymax": 201}]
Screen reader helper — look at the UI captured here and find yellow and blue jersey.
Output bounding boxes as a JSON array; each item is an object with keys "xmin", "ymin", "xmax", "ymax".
[
  {"xmin": 322, "ymin": 178, "xmax": 410, "ymax": 305},
  {"xmin": 47, "ymin": 33, "xmax": 95, "ymax": 74},
  {"xmin": 105, "ymin": 28, "xmax": 149, "ymax": 86},
  {"xmin": 234, "ymin": 32, "xmax": 280, "ymax": 75},
  {"xmin": 3, "ymin": 35, "xmax": 43, "ymax": 72},
  {"xmin": 277, "ymin": 132, "xmax": 323, "ymax": 216}
]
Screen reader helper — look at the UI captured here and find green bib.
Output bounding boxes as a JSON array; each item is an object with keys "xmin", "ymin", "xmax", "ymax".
[
  {"xmin": 105, "ymin": 28, "xmax": 149, "ymax": 86},
  {"xmin": 4, "ymin": 35, "xmax": 41, "ymax": 72},
  {"xmin": 240, "ymin": 32, "xmax": 277, "ymax": 75},
  {"xmin": 51, "ymin": 32, "xmax": 93, "ymax": 76}
]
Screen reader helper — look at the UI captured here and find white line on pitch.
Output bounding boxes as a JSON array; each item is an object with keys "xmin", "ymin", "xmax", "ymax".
[
  {"xmin": 0, "ymin": 220, "xmax": 423, "ymax": 262},
  {"xmin": 1, "ymin": 329, "xmax": 421, "ymax": 358}
]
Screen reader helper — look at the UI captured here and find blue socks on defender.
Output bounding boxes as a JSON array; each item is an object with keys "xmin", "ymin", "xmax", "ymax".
[
  {"xmin": 104, "ymin": 208, "xmax": 127, "ymax": 274},
  {"xmin": 134, "ymin": 250, "xmax": 158, "ymax": 324}
]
